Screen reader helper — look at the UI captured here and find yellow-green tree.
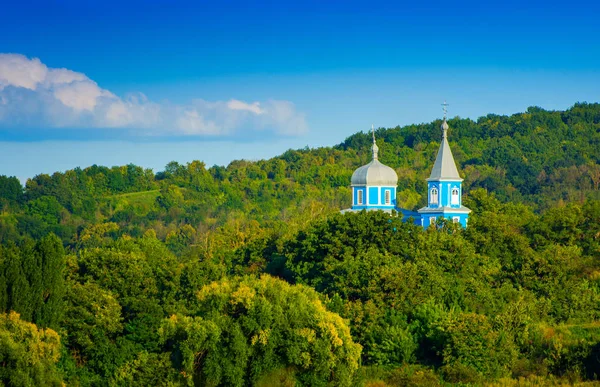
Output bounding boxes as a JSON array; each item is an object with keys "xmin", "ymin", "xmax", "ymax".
[
  {"xmin": 0, "ymin": 311, "xmax": 62, "ymax": 386},
  {"xmin": 160, "ymin": 275, "xmax": 362, "ymax": 386}
]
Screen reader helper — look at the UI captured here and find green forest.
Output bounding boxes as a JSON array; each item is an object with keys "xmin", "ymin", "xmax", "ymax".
[{"xmin": 1, "ymin": 103, "xmax": 600, "ymax": 386}]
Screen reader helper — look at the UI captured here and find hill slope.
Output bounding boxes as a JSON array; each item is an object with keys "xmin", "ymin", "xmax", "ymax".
[{"xmin": 1, "ymin": 103, "xmax": 600, "ymax": 243}]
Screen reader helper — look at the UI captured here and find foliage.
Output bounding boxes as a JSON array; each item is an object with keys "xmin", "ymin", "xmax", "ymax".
[
  {"xmin": 0, "ymin": 234, "xmax": 65, "ymax": 328},
  {"xmin": 1, "ymin": 103, "xmax": 600, "ymax": 384},
  {"xmin": 0, "ymin": 311, "xmax": 63, "ymax": 386},
  {"xmin": 160, "ymin": 275, "xmax": 362, "ymax": 386},
  {"xmin": 437, "ymin": 312, "xmax": 518, "ymax": 380}
]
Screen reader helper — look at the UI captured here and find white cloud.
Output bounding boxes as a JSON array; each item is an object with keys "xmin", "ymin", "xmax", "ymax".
[
  {"xmin": 0, "ymin": 55, "xmax": 47, "ymax": 90},
  {"xmin": 227, "ymin": 99, "xmax": 264, "ymax": 115},
  {"xmin": 0, "ymin": 53, "xmax": 308, "ymax": 137},
  {"xmin": 53, "ymin": 80, "xmax": 113, "ymax": 112},
  {"xmin": 176, "ymin": 109, "xmax": 221, "ymax": 135},
  {"xmin": 45, "ymin": 68, "xmax": 88, "ymax": 86}
]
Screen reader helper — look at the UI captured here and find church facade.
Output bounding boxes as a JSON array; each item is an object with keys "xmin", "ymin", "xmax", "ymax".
[{"xmin": 343, "ymin": 116, "xmax": 470, "ymax": 228}]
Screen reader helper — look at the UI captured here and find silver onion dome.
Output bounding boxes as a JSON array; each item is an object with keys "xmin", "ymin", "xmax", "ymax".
[{"xmin": 351, "ymin": 136, "xmax": 398, "ymax": 186}]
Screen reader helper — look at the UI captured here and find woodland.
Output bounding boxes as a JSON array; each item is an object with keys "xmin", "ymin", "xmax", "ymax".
[{"xmin": 1, "ymin": 103, "xmax": 600, "ymax": 386}]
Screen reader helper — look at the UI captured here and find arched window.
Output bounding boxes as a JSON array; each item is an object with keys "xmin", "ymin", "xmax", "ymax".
[
  {"xmin": 451, "ymin": 187, "xmax": 459, "ymax": 205},
  {"xmin": 429, "ymin": 217, "xmax": 436, "ymax": 226},
  {"xmin": 385, "ymin": 190, "xmax": 391, "ymax": 205},
  {"xmin": 357, "ymin": 190, "xmax": 363, "ymax": 205},
  {"xmin": 430, "ymin": 187, "xmax": 438, "ymax": 205}
]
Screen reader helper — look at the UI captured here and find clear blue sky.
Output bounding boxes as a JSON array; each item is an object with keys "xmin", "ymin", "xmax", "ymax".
[{"xmin": 1, "ymin": 0, "xmax": 599, "ymax": 181}]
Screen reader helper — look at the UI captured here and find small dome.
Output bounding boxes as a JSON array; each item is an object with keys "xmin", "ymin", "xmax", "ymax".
[
  {"xmin": 351, "ymin": 159, "xmax": 398, "ymax": 186},
  {"xmin": 441, "ymin": 120, "xmax": 449, "ymax": 131}
]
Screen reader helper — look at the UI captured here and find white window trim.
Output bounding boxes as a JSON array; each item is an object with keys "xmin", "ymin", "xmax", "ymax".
[
  {"xmin": 451, "ymin": 187, "xmax": 460, "ymax": 205},
  {"xmin": 430, "ymin": 187, "xmax": 439, "ymax": 206},
  {"xmin": 453, "ymin": 216, "xmax": 460, "ymax": 223}
]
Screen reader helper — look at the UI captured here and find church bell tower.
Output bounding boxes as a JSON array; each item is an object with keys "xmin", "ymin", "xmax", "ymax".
[{"xmin": 418, "ymin": 102, "xmax": 471, "ymax": 227}]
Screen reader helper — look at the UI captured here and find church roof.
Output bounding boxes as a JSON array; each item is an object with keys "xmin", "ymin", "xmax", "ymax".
[
  {"xmin": 427, "ymin": 120, "xmax": 462, "ymax": 181},
  {"xmin": 351, "ymin": 159, "xmax": 398, "ymax": 186},
  {"xmin": 418, "ymin": 205, "xmax": 471, "ymax": 214},
  {"xmin": 351, "ymin": 128, "xmax": 398, "ymax": 187}
]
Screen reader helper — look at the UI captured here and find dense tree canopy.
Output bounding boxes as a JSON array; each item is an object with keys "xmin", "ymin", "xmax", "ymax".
[
  {"xmin": 161, "ymin": 275, "xmax": 361, "ymax": 386},
  {"xmin": 0, "ymin": 103, "xmax": 600, "ymax": 385},
  {"xmin": 0, "ymin": 311, "xmax": 62, "ymax": 386}
]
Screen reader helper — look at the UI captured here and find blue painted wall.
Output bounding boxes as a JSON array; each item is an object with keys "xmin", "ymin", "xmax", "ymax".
[
  {"xmin": 427, "ymin": 181, "xmax": 462, "ymax": 208},
  {"xmin": 423, "ymin": 178, "xmax": 468, "ymax": 228},
  {"xmin": 368, "ymin": 187, "xmax": 379, "ymax": 205},
  {"xmin": 351, "ymin": 186, "xmax": 397, "ymax": 210}
]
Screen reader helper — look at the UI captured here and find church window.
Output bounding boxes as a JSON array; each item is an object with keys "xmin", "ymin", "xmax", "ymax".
[
  {"xmin": 357, "ymin": 190, "xmax": 363, "ymax": 205},
  {"xmin": 429, "ymin": 217, "xmax": 436, "ymax": 226},
  {"xmin": 430, "ymin": 187, "xmax": 438, "ymax": 205},
  {"xmin": 451, "ymin": 188, "xmax": 459, "ymax": 205},
  {"xmin": 453, "ymin": 216, "xmax": 460, "ymax": 223},
  {"xmin": 385, "ymin": 190, "xmax": 391, "ymax": 205}
]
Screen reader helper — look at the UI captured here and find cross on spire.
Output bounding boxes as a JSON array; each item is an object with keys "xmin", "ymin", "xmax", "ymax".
[
  {"xmin": 372, "ymin": 124, "xmax": 375, "ymax": 143},
  {"xmin": 442, "ymin": 100, "xmax": 449, "ymax": 121},
  {"xmin": 371, "ymin": 124, "xmax": 379, "ymax": 160}
]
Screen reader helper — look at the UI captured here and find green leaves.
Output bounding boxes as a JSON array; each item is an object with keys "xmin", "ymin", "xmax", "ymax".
[
  {"xmin": 2, "ymin": 103, "xmax": 600, "ymax": 384},
  {"xmin": 438, "ymin": 312, "xmax": 518, "ymax": 380},
  {"xmin": 161, "ymin": 275, "xmax": 362, "ymax": 387},
  {"xmin": 0, "ymin": 311, "xmax": 63, "ymax": 386},
  {"xmin": 283, "ymin": 211, "xmax": 417, "ymax": 295},
  {"xmin": 0, "ymin": 234, "xmax": 65, "ymax": 329}
]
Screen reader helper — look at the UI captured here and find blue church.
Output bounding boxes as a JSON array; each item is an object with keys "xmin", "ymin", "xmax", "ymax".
[{"xmin": 343, "ymin": 113, "xmax": 470, "ymax": 228}]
